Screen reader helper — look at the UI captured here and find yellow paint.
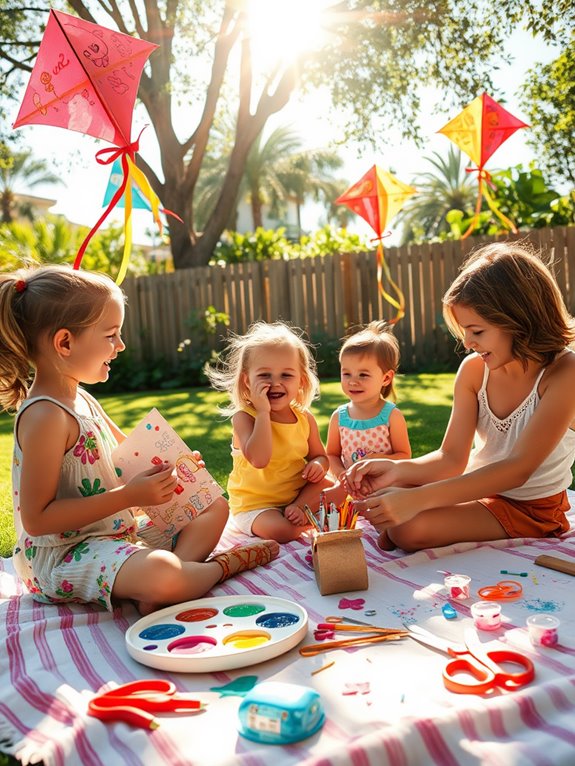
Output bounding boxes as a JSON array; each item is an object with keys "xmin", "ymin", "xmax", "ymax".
[{"xmin": 224, "ymin": 631, "xmax": 270, "ymax": 650}]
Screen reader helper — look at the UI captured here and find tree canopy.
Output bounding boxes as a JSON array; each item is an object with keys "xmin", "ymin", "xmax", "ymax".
[
  {"xmin": 1, "ymin": 0, "xmax": 572, "ymax": 269},
  {"xmin": 521, "ymin": 42, "xmax": 575, "ymax": 187}
]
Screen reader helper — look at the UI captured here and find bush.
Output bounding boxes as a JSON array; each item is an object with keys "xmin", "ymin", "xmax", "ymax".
[
  {"xmin": 172, "ymin": 306, "xmax": 231, "ymax": 387},
  {"xmin": 211, "ymin": 225, "xmax": 370, "ymax": 264},
  {"xmin": 310, "ymin": 331, "xmax": 343, "ymax": 378}
]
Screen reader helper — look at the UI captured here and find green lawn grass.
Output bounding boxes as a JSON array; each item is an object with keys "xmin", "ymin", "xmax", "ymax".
[{"xmin": 0, "ymin": 373, "xmax": 455, "ymax": 558}]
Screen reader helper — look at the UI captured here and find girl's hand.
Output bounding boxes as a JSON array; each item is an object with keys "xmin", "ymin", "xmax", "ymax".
[
  {"xmin": 344, "ymin": 459, "xmax": 398, "ymax": 498},
  {"xmin": 302, "ymin": 459, "xmax": 327, "ymax": 483},
  {"xmin": 353, "ymin": 487, "xmax": 417, "ymax": 529},
  {"xmin": 284, "ymin": 504, "xmax": 306, "ymax": 525},
  {"xmin": 126, "ymin": 465, "xmax": 178, "ymax": 507},
  {"xmin": 250, "ymin": 380, "xmax": 271, "ymax": 413}
]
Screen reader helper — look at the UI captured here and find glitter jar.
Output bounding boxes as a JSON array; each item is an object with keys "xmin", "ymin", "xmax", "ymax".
[
  {"xmin": 526, "ymin": 614, "xmax": 560, "ymax": 647},
  {"xmin": 444, "ymin": 574, "xmax": 471, "ymax": 600}
]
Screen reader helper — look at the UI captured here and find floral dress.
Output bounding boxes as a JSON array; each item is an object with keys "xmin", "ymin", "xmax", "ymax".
[
  {"xmin": 337, "ymin": 401, "xmax": 396, "ymax": 469},
  {"xmin": 11, "ymin": 391, "xmax": 166, "ymax": 610}
]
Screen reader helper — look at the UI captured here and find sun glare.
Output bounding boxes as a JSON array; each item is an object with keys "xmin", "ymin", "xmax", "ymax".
[{"xmin": 246, "ymin": 0, "xmax": 330, "ymax": 69}]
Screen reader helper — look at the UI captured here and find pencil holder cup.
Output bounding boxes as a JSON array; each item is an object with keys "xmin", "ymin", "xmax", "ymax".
[{"xmin": 312, "ymin": 529, "xmax": 368, "ymax": 596}]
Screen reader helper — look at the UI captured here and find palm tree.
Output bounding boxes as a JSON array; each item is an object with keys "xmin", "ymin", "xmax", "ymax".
[
  {"xmin": 397, "ymin": 146, "xmax": 478, "ymax": 243},
  {"xmin": 273, "ymin": 148, "xmax": 345, "ymax": 237},
  {"xmin": 194, "ymin": 124, "xmax": 345, "ymax": 234},
  {"xmin": 0, "ymin": 144, "xmax": 62, "ymax": 223}
]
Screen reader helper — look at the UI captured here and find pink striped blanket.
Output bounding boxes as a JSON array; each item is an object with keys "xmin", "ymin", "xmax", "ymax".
[{"xmin": 2, "ymin": 498, "xmax": 575, "ymax": 766}]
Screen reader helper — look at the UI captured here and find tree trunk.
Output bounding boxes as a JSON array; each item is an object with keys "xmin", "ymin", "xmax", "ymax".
[
  {"xmin": 251, "ymin": 195, "xmax": 263, "ymax": 229},
  {"xmin": 1, "ymin": 191, "xmax": 13, "ymax": 223}
]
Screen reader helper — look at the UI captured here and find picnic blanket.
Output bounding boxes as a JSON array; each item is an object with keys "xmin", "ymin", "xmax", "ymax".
[{"xmin": 2, "ymin": 495, "xmax": 575, "ymax": 766}]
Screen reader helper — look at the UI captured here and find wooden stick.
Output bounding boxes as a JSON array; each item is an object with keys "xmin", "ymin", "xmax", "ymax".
[
  {"xmin": 534, "ymin": 554, "xmax": 575, "ymax": 577},
  {"xmin": 317, "ymin": 623, "xmax": 406, "ymax": 634},
  {"xmin": 299, "ymin": 632, "xmax": 406, "ymax": 657}
]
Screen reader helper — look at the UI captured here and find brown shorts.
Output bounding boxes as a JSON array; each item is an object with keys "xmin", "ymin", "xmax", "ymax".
[{"xmin": 478, "ymin": 490, "xmax": 571, "ymax": 539}]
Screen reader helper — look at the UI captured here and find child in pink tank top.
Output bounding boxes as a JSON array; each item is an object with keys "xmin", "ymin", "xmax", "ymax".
[{"xmin": 326, "ymin": 322, "xmax": 411, "ymax": 483}]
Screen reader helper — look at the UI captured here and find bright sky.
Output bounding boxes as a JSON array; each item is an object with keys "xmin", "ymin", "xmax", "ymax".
[{"xmin": 11, "ymin": 15, "xmax": 559, "ymax": 245}]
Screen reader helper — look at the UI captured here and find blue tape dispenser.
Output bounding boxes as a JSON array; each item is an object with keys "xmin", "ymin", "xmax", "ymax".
[{"xmin": 238, "ymin": 682, "xmax": 325, "ymax": 744}]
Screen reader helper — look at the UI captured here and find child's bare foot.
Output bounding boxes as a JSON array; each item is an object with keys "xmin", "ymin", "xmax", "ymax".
[
  {"xmin": 284, "ymin": 503, "xmax": 307, "ymax": 525},
  {"xmin": 211, "ymin": 540, "xmax": 280, "ymax": 583},
  {"xmin": 377, "ymin": 529, "xmax": 396, "ymax": 551}
]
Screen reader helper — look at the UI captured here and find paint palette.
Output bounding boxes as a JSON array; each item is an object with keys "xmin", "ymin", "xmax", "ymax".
[{"xmin": 125, "ymin": 596, "xmax": 309, "ymax": 672}]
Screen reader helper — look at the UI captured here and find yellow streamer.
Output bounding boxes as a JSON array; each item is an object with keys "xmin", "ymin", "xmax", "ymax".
[
  {"xmin": 376, "ymin": 240, "xmax": 405, "ymax": 325},
  {"xmin": 461, "ymin": 171, "xmax": 518, "ymax": 241},
  {"xmin": 114, "ymin": 157, "xmax": 164, "ymax": 285}
]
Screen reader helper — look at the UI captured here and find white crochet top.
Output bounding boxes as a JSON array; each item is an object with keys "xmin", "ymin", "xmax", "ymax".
[{"xmin": 466, "ymin": 358, "xmax": 575, "ymax": 500}]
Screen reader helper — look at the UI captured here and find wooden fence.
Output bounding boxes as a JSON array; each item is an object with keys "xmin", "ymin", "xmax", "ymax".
[{"xmin": 121, "ymin": 226, "xmax": 575, "ymax": 373}]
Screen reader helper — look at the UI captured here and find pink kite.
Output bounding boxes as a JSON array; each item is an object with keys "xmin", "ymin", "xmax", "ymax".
[{"xmin": 14, "ymin": 9, "xmax": 178, "ymax": 283}]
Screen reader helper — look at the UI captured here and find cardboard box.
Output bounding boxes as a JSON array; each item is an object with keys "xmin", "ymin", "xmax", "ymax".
[{"xmin": 312, "ymin": 528, "xmax": 368, "ymax": 596}]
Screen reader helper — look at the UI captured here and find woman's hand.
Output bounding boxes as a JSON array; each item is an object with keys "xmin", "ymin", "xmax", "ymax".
[
  {"xmin": 125, "ymin": 465, "xmax": 178, "ymax": 507},
  {"xmin": 353, "ymin": 487, "xmax": 418, "ymax": 529},
  {"xmin": 344, "ymin": 459, "xmax": 399, "ymax": 498}
]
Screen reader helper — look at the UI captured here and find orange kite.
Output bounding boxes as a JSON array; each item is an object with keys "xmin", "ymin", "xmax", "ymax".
[{"xmin": 336, "ymin": 165, "xmax": 416, "ymax": 324}]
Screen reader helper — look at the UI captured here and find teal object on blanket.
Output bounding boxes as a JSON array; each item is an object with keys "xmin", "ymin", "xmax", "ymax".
[{"xmin": 238, "ymin": 682, "xmax": 325, "ymax": 744}]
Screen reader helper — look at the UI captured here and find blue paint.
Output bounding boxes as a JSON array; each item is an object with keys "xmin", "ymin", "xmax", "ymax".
[
  {"xmin": 256, "ymin": 612, "xmax": 299, "ymax": 629},
  {"xmin": 524, "ymin": 598, "xmax": 564, "ymax": 613},
  {"xmin": 442, "ymin": 603, "xmax": 457, "ymax": 620},
  {"xmin": 139, "ymin": 623, "xmax": 186, "ymax": 640}
]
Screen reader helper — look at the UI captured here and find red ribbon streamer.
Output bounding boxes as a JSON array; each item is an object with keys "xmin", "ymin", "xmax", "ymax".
[{"xmin": 73, "ymin": 128, "xmax": 182, "ymax": 277}]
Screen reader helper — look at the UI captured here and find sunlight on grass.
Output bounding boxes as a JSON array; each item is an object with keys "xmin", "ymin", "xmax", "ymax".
[{"xmin": 0, "ymin": 374, "xmax": 455, "ymax": 558}]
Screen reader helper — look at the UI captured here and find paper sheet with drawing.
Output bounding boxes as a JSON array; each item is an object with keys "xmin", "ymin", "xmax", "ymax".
[{"xmin": 112, "ymin": 408, "xmax": 223, "ymax": 534}]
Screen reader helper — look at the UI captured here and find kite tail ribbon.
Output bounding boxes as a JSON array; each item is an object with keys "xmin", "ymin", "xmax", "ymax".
[
  {"xmin": 73, "ymin": 128, "xmax": 183, "ymax": 285},
  {"xmin": 461, "ymin": 168, "xmax": 518, "ymax": 240},
  {"xmin": 371, "ymin": 233, "xmax": 405, "ymax": 325}
]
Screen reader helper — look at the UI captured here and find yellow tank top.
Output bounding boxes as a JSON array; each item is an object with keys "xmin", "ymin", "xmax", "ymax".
[{"xmin": 227, "ymin": 406, "xmax": 310, "ymax": 514}]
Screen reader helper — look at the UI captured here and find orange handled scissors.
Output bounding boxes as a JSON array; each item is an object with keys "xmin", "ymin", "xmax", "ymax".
[
  {"xmin": 477, "ymin": 580, "xmax": 523, "ymax": 600},
  {"xmin": 88, "ymin": 679, "xmax": 205, "ymax": 730},
  {"xmin": 406, "ymin": 624, "xmax": 535, "ymax": 695}
]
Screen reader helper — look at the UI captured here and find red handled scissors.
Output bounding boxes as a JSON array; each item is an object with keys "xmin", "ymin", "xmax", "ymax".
[
  {"xmin": 88, "ymin": 679, "xmax": 205, "ymax": 730},
  {"xmin": 406, "ymin": 624, "xmax": 535, "ymax": 695}
]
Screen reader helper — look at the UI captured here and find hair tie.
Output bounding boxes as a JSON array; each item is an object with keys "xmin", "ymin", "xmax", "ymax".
[{"xmin": 14, "ymin": 280, "xmax": 27, "ymax": 293}]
